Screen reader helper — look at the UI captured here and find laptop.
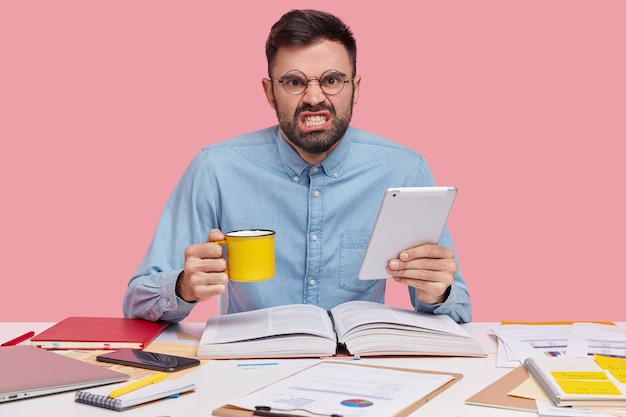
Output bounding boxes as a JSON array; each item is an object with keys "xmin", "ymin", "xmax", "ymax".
[{"xmin": 0, "ymin": 345, "xmax": 129, "ymax": 402}]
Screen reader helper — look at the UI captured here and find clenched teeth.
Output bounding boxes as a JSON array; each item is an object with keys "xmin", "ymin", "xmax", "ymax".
[{"xmin": 304, "ymin": 115, "xmax": 327, "ymax": 127}]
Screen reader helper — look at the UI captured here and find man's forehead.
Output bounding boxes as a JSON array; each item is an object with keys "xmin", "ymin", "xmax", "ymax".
[{"xmin": 271, "ymin": 40, "xmax": 353, "ymax": 76}]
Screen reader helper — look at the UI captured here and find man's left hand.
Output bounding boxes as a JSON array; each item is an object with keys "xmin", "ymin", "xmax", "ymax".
[{"xmin": 387, "ymin": 243, "xmax": 457, "ymax": 304}]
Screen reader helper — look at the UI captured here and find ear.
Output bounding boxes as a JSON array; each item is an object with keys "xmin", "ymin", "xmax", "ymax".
[
  {"xmin": 262, "ymin": 78, "xmax": 276, "ymax": 109},
  {"xmin": 351, "ymin": 75, "xmax": 361, "ymax": 105}
]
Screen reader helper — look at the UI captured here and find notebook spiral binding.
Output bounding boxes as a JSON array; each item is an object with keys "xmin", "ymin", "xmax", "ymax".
[{"xmin": 75, "ymin": 391, "xmax": 123, "ymax": 410}]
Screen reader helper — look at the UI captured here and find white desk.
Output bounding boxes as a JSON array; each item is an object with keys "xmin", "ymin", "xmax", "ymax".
[{"xmin": 0, "ymin": 322, "xmax": 533, "ymax": 417}]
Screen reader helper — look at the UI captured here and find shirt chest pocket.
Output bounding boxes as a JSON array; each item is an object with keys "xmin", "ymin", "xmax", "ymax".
[{"xmin": 338, "ymin": 231, "xmax": 380, "ymax": 293}]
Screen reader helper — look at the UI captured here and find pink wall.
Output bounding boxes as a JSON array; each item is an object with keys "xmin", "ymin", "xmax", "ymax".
[{"xmin": 1, "ymin": 1, "xmax": 624, "ymax": 323}]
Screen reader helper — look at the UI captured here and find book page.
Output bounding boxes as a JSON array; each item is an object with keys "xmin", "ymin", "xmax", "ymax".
[
  {"xmin": 330, "ymin": 301, "xmax": 471, "ymax": 340},
  {"xmin": 200, "ymin": 304, "xmax": 336, "ymax": 345}
]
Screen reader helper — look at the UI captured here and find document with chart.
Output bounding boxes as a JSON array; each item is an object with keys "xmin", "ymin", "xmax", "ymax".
[{"xmin": 213, "ymin": 361, "xmax": 462, "ymax": 417}]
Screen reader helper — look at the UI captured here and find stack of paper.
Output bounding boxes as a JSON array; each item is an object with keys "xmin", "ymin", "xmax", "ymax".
[
  {"xmin": 466, "ymin": 323, "xmax": 626, "ymax": 416},
  {"xmin": 491, "ymin": 322, "xmax": 626, "ymax": 367}
]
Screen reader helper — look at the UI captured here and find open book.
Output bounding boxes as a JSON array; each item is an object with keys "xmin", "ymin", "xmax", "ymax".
[{"xmin": 197, "ymin": 300, "xmax": 485, "ymax": 359}]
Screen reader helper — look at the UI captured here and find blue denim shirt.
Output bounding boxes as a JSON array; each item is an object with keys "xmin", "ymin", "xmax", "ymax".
[{"xmin": 122, "ymin": 126, "xmax": 471, "ymax": 322}]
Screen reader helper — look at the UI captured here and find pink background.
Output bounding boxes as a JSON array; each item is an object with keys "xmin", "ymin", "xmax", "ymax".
[{"xmin": 1, "ymin": 1, "xmax": 624, "ymax": 323}]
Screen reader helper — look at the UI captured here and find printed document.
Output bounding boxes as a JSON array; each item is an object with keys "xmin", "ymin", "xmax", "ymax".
[{"xmin": 229, "ymin": 361, "xmax": 455, "ymax": 417}]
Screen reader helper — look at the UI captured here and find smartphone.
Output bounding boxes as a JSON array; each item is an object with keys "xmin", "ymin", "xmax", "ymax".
[{"xmin": 96, "ymin": 349, "xmax": 201, "ymax": 372}]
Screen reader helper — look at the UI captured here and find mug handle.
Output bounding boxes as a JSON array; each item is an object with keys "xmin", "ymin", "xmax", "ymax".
[{"xmin": 213, "ymin": 239, "xmax": 228, "ymax": 275}]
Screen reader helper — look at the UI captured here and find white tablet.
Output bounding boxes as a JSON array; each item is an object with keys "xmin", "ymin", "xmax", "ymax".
[{"xmin": 358, "ymin": 186, "xmax": 457, "ymax": 280}]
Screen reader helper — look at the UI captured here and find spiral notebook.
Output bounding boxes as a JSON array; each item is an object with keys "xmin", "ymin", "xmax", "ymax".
[
  {"xmin": 75, "ymin": 379, "xmax": 196, "ymax": 411},
  {"xmin": 524, "ymin": 356, "xmax": 626, "ymax": 409}
]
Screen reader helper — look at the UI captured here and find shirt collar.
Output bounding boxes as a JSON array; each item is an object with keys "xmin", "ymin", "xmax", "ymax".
[{"xmin": 275, "ymin": 126, "xmax": 351, "ymax": 181}]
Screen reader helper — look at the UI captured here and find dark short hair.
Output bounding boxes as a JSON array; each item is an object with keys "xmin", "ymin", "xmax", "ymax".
[{"xmin": 265, "ymin": 9, "xmax": 357, "ymax": 77}]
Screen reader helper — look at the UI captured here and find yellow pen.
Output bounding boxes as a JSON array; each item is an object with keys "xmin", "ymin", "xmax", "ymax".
[{"xmin": 109, "ymin": 372, "xmax": 167, "ymax": 398}]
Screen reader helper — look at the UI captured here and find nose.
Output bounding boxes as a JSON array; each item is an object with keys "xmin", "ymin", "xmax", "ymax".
[{"xmin": 301, "ymin": 79, "xmax": 327, "ymax": 106}]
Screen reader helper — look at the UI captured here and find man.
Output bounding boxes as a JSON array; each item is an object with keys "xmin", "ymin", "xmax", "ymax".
[{"xmin": 123, "ymin": 9, "xmax": 471, "ymax": 323}]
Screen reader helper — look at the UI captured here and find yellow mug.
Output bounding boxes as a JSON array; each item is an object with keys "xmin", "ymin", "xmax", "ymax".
[{"xmin": 215, "ymin": 229, "xmax": 276, "ymax": 282}]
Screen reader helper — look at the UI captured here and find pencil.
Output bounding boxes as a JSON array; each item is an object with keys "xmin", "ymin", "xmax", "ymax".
[{"xmin": 109, "ymin": 372, "xmax": 167, "ymax": 398}]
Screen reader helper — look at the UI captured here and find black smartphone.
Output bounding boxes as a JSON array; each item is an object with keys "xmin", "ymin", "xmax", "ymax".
[{"xmin": 96, "ymin": 349, "xmax": 201, "ymax": 372}]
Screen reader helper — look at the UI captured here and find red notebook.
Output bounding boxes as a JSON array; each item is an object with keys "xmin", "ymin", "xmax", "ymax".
[{"xmin": 31, "ymin": 317, "xmax": 169, "ymax": 350}]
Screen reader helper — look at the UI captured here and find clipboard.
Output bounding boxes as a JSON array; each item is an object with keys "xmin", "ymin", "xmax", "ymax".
[{"xmin": 212, "ymin": 362, "xmax": 462, "ymax": 417}]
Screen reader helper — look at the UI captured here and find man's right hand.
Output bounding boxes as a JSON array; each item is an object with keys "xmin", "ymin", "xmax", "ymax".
[{"xmin": 175, "ymin": 228, "xmax": 229, "ymax": 302}]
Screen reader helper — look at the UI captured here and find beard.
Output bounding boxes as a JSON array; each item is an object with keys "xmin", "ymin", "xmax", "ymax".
[{"xmin": 274, "ymin": 99, "xmax": 353, "ymax": 155}]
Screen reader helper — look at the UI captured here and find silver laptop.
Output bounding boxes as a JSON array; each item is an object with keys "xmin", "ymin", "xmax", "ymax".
[{"xmin": 0, "ymin": 345, "xmax": 129, "ymax": 402}]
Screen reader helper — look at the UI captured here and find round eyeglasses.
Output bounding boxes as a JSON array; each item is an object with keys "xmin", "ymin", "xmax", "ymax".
[{"xmin": 270, "ymin": 69, "xmax": 353, "ymax": 96}]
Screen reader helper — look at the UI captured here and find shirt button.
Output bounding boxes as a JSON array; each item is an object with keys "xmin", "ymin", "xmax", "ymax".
[
  {"xmin": 309, "ymin": 279, "xmax": 316, "ymax": 286},
  {"xmin": 332, "ymin": 172, "xmax": 339, "ymax": 178},
  {"xmin": 293, "ymin": 176, "xmax": 300, "ymax": 182},
  {"xmin": 311, "ymin": 166, "xmax": 319, "ymax": 173},
  {"xmin": 311, "ymin": 234, "xmax": 318, "ymax": 241},
  {"xmin": 313, "ymin": 190, "xmax": 320, "ymax": 197}
]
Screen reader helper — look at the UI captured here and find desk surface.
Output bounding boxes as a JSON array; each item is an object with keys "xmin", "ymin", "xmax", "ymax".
[{"xmin": 0, "ymin": 321, "xmax": 547, "ymax": 417}]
